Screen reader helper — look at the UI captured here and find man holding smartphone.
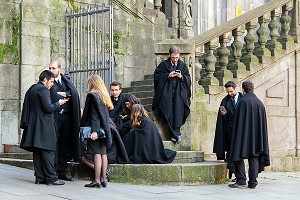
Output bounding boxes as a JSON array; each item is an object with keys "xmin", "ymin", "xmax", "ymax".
[
  {"xmin": 152, "ymin": 46, "xmax": 191, "ymax": 143},
  {"xmin": 213, "ymin": 81, "xmax": 242, "ymax": 180}
]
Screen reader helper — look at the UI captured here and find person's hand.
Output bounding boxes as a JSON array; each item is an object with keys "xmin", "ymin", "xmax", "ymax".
[
  {"xmin": 219, "ymin": 107, "xmax": 227, "ymax": 115},
  {"xmin": 175, "ymin": 71, "xmax": 182, "ymax": 78},
  {"xmin": 57, "ymin": 92, "xmax": 67, "ymax": 97},
  {"xmin": 58, "ymin": 98, "xmax": 69, "ymax": 105},
  {"xmin": 119, "ymin": 115, "xmax": 127, "ymax": 119},
  {"xmin": 91, "ymin": 132, "xmax": 98, "ymax": 140},
  {"xmin": 168, "ymin": 71, "xmax": 177, "ymax": 78}
]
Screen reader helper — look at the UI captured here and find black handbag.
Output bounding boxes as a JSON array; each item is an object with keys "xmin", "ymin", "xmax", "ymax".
[{"xmin": 80, "ymin": 126, "xmax": 106, "ymax": 141}]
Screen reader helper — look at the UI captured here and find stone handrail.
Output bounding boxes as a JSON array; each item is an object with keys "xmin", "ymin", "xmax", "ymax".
[{"xmin": 194, "ymin": 0, "xmax": 299, "ymax": 94}]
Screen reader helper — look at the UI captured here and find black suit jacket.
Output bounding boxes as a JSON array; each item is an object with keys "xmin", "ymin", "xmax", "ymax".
[
  {"xmin": 20, "ymin": 82, "xmax": 61, "ymax": 151},
  {"xmin": 49, "ymin": 74, "xmax": 81, "ymax": 159}
]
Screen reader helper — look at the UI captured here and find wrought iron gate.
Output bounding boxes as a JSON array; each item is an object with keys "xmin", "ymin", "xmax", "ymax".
[{"xmin": 65, "ymin": 1, "xmax": 114, "ymax": 105}]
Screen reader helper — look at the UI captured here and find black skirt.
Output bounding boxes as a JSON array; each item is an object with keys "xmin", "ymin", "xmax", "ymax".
[{"xmin": 87, "ymin": 139, "xmax": 106, "ymax": 155}]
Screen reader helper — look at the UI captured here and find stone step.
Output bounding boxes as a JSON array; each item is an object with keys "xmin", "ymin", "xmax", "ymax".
[
  {"xmin": 122, "ymin": 85, "xmax": 154, "ymax": 93},
  {"xmin": 0, "ymin": 150, "xmax": 204, "ymax": 164},
  {"xmin": 0, "ymin": 158, "xmax": 227, "ymax": 185},
  {"xmin": 3, "ymin": 144, "xmax": 27, "ymax": 153},
  {"xmin": 0, "ymin": 153, "xmax": 33, "ymax": 160},
  {"xmin": 131, "ymin": 79, "xmax": 153, "ymax": 87},
  {"xmin": 124, "ymin": 90, "xmax": 155, "ymax": 99},
  {"xmin": 106, "ymin": 162, "xmax": 227, "ymax": 185}
]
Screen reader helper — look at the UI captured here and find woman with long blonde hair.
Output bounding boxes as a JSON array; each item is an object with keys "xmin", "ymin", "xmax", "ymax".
[
  {"xmin": 80, "ymin": 74, "xmax": 113, "ymax": 188},
  {"xmin": 123, "ymin": 104, "xmax": 176, "ymax": 164}
]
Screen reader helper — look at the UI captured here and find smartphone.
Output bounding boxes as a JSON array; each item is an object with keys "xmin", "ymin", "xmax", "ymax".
[{"xmin": 175, "ymin": 70, "xmax": 181, "ymax": 73}]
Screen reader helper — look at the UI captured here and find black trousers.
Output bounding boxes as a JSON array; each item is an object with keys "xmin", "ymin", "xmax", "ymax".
[
  {"xmin": 235, "ymin": 156, "xmax": 259, "ymax": 186},
  {"xmin": 33, "ymin": 148, "xmax": 57, "ymax": 182},
  {"xmin": 56, "ymin": 113, "xmax": 72, "ymax": 174}
]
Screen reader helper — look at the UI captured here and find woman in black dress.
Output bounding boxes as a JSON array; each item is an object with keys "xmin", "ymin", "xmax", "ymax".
[{"xmin": 80, "ymin": 75, "xmax": 113, "ymax": 188}]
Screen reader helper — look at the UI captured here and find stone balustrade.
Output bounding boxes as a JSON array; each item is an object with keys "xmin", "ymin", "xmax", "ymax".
[{"xmin": 194, "ymin": 0, "xmax": 298, "ymax": 94}]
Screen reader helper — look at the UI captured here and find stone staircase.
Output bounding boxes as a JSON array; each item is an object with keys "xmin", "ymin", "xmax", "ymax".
[{"xmin": 0, "ymin": 144, "xmax": 227, "ymax": 185}]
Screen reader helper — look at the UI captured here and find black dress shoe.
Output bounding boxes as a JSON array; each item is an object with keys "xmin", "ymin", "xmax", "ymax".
[
  {"xmin": 170, "ymin": 137, "xmax": 177, "ymax": 142},
  {"xmin": 46, "ymin": 180, "xmax": 65, "ymax": 185},
  {"xmin": 228, "ymin": 183, "xmax": 247, "ymax": 189},
  {"xmin": 85, "ymin": 182, "xmax": 101, "ymax": 188},
  {"xmin": 35, "ymin": 180, "xmax": 46, "ymax": 184},
  {"xmin": 58, "ymin": 174, "xmax": 74, "ymax": 181},
  {"xmin": 101, "ymin": 181, "xmax": 107, "ymax": 188}
]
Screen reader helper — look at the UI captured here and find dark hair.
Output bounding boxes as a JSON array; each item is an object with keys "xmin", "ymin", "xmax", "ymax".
[
  {"xmin": 39, "ymin": 70, "xmax": 55, "ymax": 81},
  {"xmin": 123, "ymin": 93, "xmax": 141, "ymax": 115},
  {"xmin": 110, "ymin": 81, "xmax": 122, "ymax": 89},
  {"xmin": 242, "ymin": 80, "xmax": 254, "ymax": 93},
  {"xmin": 169, "ymin": 46, "xmax": 181, "ymax": 54},
  {"xmin": 224, "ymin": 81, "xmax": 236, "ymax": 89}
]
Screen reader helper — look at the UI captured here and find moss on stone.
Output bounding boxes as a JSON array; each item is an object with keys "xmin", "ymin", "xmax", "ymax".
[{"xmin": 0, "ymin": 17, "xmax": 19, "ymax": 64}]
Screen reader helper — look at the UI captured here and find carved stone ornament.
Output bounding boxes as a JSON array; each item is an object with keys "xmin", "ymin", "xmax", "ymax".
[{"xmin": 184, "ymin": 0, "xmax": 193, "ymax": 27}]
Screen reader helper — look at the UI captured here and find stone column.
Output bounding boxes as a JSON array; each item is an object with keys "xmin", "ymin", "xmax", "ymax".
[{"xmin": 290, "ymin": 0, "xmax": 300, "ymax": 43}]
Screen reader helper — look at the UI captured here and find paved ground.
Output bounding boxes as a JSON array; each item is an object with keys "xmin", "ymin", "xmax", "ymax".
[{"xmin": 0, "ymin": 163, "xmax": 299, "ymax": 200}]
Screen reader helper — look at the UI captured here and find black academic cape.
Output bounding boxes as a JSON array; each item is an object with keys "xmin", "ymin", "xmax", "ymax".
[
  {"xmin": 213, "ymin": 92, "xmax": 242, "ymax": 160},
  {"xmin": 107, "ymin": 124, "xmax": 130, "ymax": 164},
  {"xmin": 152, "ymin": 58, "xmax": 191, "ymax": 131},
  {"xmin": 228, "ymin": 93, "xmax": 270, "ymax": 173},
  {"xmin": 49, "ymin": 74, "xmax": 81, "ymax": 160},
  {"xmin": 80, "ymin": 92, "xmax": 112, "ymax": 148},
  {"xmin": 123, "ymin": 117, "xmax": 176, "ymax": 164},
  {"xmin": 20, "ymin": 82, "xmax": 61, "ymax": 151}
]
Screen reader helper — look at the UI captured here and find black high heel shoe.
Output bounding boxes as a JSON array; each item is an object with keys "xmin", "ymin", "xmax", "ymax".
[
  {"xmin": 101, "ymin": 181, "xmax": 107, "ymax": 187},
  {"xmin": 85, "ymin": 182, "xmax": 101, "ymax": 188}
]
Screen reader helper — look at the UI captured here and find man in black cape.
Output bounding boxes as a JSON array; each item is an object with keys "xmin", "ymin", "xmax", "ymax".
[
  {"xmin": 213, "ymin": 81, "xmax": 242, "ymax": 179},
  {"xmin": 152, "ymin": 46, "xmax": 191, "ymax": 143},
  {"xmin": 49, "ymin": 60, "xmax": 81, "ymax": 181},
  {"xmin": 20, "ymin": 70, "xmax": 68, "ymax": 185},
  {"xmin": 228, "ymin": 80, "xmax": 270, "ymax": 189},
  {"xmin": 109, "ymin": 81, "xmax": 125, "ymax": 124}
]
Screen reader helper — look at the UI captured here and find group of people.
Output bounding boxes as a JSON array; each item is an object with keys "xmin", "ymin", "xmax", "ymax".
[
  {"xmin": 18, "ymin": 45, "xmax": 269, "ymax": 190},
  {"xmin": 213, "ymin": 80, "xmax": 270, "ymax": 189},
  {"xmin": 19, "ymin": 46, "xmax": 189, "ymax": 188}
]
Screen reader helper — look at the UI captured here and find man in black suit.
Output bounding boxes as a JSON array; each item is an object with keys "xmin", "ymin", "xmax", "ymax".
[
  {"xmin": 228, "ymin": 80, "xmax": 270, "ymax": 189},
  {"xmin": 20, "ymin": 70, "xmax": 68, "ymax": 185},
  {"xmin": 213, "ymin": 81, "xmax": 242, "ymax": 180},
  {"xmin": 152, "ymin": 46, "xmax": 191, "ymax": 143},
  {"xmin": 109, "ymin": 81, "xmax": 124, "ymax": 124},
  {"xmin": 49, "ymin": 60, "xmax": 81, "ymax": 181}
]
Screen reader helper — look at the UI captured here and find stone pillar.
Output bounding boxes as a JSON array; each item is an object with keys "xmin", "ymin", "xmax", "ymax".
[
  {"xmin": 0, "ymin": 1, "xmax": 21, "ymax": 152},
  {"xmin": 290, "ymin": 0, "xmax": 300, "ymax": 43}
]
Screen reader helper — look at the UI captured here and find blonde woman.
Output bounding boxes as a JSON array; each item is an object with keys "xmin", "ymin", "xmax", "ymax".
[
  {"xmin": 80, "ymin": 75, "xmax": 113, "ymax": 188},
  {"xmin": 123, "ymin": 104, "xmax": 176, "ymax": 164}
]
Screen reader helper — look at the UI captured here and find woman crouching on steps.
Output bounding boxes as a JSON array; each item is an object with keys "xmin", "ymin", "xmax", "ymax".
[{"xmin": 81, "ymin": 75, "xmax": 113, "ymax": 188}]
